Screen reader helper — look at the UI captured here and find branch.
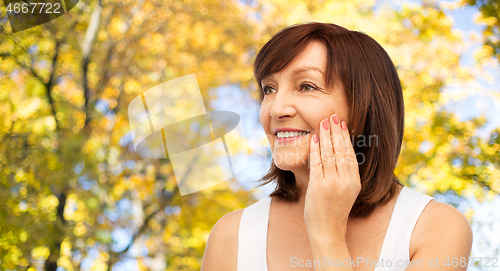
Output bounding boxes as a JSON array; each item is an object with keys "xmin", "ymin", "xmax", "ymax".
[
  {"xmin": 82, "ymin": 0, "xmax": 103, "ymax": 129},
  {"xmin": 95, "ymin": 0, "xmax": 144, "ymax": 110},
  {"xmin": 94, "ymin": 45, "xmax": 115, "ymax": 99},
  {"xmin": 44, "ymin": 39, "xmax": 61, "ymax": 131},
  {"xmin": 107, "ymin": 186, "xmax": 179, "ymax": 269},
  {"xmin": 0, "ymin": 25, "xmax": 62, "ymax": 130},
  {"xmin": 57, "ymin": 191, "xmax": 67, "ymax": 225},
  {"xmin": 0, "ymin": 32, "xmax": 43, "ymax": 81},
  {"xmin": 44, "ymin": 241, "xmax": 62, "ymax": 271}
]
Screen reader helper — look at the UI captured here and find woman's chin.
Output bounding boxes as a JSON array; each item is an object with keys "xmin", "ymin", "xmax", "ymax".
[
  {"xmin": 274, "ymin": 160, "xmax": 309, "ymax": 172},
  {"xmin": 272, "ymin": 151, "xmax": 309, "ymax": 169}
]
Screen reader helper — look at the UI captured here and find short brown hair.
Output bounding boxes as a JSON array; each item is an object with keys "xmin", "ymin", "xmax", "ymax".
[{"xmin": 254, "ymin": 22, "xmax": 404, "ymax": 218}]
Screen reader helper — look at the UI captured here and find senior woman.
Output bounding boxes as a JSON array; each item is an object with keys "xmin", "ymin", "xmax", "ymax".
[{"xmin": 201, "ymin": 22, "xmax": 472, "ymax": 270}]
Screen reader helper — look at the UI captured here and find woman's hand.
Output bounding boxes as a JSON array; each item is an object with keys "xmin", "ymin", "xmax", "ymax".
[{"xmin": 304, "ymin": 114, "xmax": 361, "ymax": 245}]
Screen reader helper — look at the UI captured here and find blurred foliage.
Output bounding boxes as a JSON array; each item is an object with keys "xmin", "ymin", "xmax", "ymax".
[
  {"xmin": 465, "ymin": 0, "xmax": 500, "ymax": 61},
  {"xmin": 0, "ymin": 0, "xmax": 499, "ymax": 270}
]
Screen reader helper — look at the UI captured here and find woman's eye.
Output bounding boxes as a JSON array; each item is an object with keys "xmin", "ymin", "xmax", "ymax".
[
  {"xmin": 263, "ymin": 86, "xmax": 277, "ymax": 95},
  {"xmin": 300, "ymin": 83, "xmax": 316, "ymax": 92}
]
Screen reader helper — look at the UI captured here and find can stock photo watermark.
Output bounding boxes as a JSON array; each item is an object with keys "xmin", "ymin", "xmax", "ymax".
[{"xmin": 128, "ymin": 73, "xmax": 250, "ymax": 195}]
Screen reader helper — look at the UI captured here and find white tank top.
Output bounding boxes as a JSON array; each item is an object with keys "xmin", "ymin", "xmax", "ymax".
[{"xmin": 237, "ymin": 186, "xmax": 434, "ymax": 271}]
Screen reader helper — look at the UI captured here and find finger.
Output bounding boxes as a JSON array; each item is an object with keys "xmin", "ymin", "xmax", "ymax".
[
  {"xmin": 309, "ymin": 133, "xmax": 323, "ymax": 181},
  {"xmin": 330, "ymin": 114, "xmax": 349, "ymax": 176},
  {"xmin": 340, "ymin": 121, "xmax": 360, "ymax": 180},
  {"xmin": 319, "ymin": 118, "xmax": 337, "ymax": 177}
]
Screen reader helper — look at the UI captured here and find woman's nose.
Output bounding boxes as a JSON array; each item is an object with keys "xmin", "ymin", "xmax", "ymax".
[{"xmin": 270, "ymin": 91, "xmax": 297, "ymax": 120}]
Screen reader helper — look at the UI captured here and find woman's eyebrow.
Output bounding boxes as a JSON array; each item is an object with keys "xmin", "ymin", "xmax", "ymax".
[
  {"xmin": 260, "ymin": 77, "xmax": 275, "ymax": 89},
  {"xmin": 292, "ymin": 66, "xmax": 325, "ymax": 76},
  {"xmin": 260, "ymin": 66, "xmax": 325, "ymax": 87}
]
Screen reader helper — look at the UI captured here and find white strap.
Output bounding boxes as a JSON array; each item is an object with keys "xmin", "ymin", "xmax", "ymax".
[
  {"xmin": 376, "ymin": 186, "xmax": 434, "ymax": 270},
  {"xmin": 237, "ymin": 197, "xmax": 272, "ymax": 271}
]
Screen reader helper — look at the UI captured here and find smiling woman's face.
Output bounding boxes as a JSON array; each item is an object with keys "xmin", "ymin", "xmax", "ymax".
[{"xmin": 260, "ymin": 40, "xmax": 350, "ymax": 172}]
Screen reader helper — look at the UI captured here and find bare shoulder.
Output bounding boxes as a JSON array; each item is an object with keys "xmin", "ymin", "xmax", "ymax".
[
  {"xmin": 412, "ymin": 200, "xmax": 473, "ymax": 247},
  {"xmin": 409, "ymin": 200, "xmax": 473, "ymax": 270},
  {"xmin": 201, "ymin": 209, "xmax": 244, "ymax": 271}
]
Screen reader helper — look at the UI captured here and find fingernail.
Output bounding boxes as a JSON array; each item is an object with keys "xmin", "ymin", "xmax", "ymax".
[
  {"xmin": 332, "ymin": 114, "xmax": 339, "ymax": 125},
  {"xmin": 313, "ymin": 134, "xmax": 318, "ymax": 143},
  {"xmin": 322, "ymin": 119, "xmax": 329, "ymax": 130},
  {"xmin": 341, "ymin": 121, "xmax": 347, "ymax": 131}
]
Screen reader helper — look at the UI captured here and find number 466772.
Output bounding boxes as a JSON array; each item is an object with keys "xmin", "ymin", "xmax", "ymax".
[
  {"xmin": 443, "ymin": 257, "xmax": 499, "ymax": 268},
  {"xmin": 6, "ymin": 2, "xmax": 62, "ymax": 14}
]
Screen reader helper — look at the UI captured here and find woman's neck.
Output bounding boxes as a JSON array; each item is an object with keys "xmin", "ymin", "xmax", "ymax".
[{"xmin": 288, "ymin": 168, "xmax": 310, "ymax": 215}]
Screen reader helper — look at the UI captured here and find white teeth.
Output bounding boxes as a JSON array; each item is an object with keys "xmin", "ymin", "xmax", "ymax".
[{"xmin": 276, "ymin": 131, "xmax": 309, "ymax": 138}]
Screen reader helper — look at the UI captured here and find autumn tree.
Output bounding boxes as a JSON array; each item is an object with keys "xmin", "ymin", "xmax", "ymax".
[
  {"xmin": 1, "ymin": 0, "xmax": 256, "ymax": 270},
  {"xmin": 466, "ymin": 0, "xmax": 500, "ymax": 61},
  {"xmin": 1, "ymin": 0, "xmax": 499, "ymax": 270}
]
